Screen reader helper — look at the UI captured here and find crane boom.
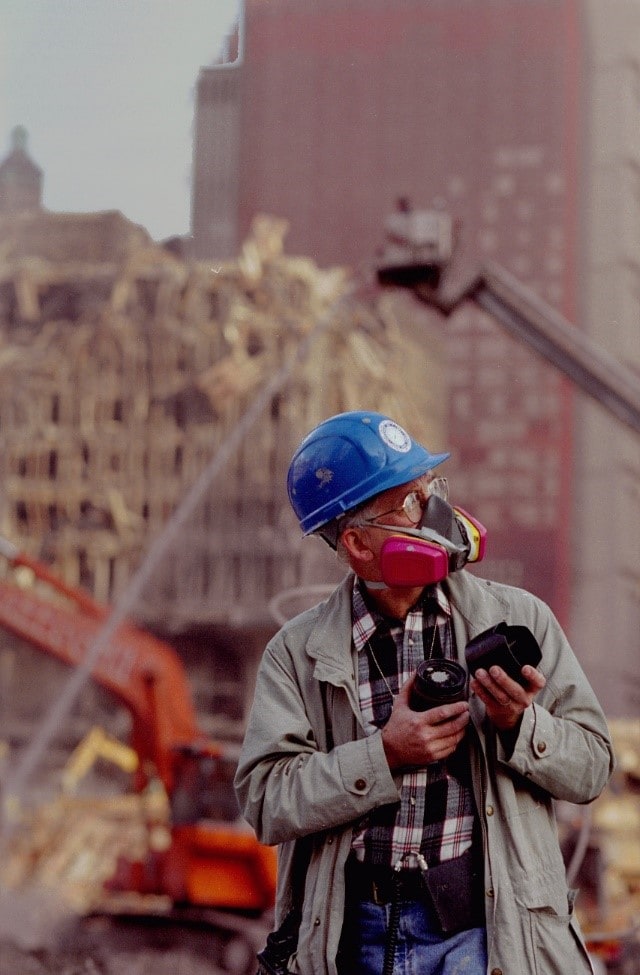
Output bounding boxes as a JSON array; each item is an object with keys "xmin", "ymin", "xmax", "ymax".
[{"xmin": 377, "ymin": 210, "xmax": 640, "ymax": 436}]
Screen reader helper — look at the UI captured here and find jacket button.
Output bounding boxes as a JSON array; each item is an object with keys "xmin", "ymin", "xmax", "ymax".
[
  {"xmin": 486, "ymin": 887, "xmax": 495, "ymax": 898},
  {"xmin": 536, "ymin": 740, "xmax": 547, "ymax": 754},
  {"xmin": 491, "ymin": 969, "xmax": 503, "ymax": 975},
  {"xmin": 355, "ymin": 778, "xmax": 367, "ymax": 791},
  {"xmin": 314, "ymin": 917, "xmax": 321, "ymax": 927},
  {"xmin": 486, "ymin": 805, "xmax": 494, "ymax": 816}
]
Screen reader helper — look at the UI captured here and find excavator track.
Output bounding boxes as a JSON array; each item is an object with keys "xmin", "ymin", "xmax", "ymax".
[
  {"xmin": 0, "ymin": 890, "xmax": 272, "ymax": 975},
  {"xmin": 62, "ymin": 905, "xmax": 271, "ymax": 975}
]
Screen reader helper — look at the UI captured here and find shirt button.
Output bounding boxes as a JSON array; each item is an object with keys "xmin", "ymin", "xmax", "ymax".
[
  {"xmin": 536, "ymin": 740, "xmax": 547, "ymax": 754},
  {"xmin": 355, "ymin": 778, "xmax": 367, "ymax": 791},
  {"xmin": 486, "ymin": 887, "xmax": 495, "ymax": 898},
  {"xmin": 314, "ymin": 917, "xmax": 321, "ymax": 927},
  {"xmin": 491, "ymin": 969, "xmax": 503, "ymax": 975},
  {"xmin": 486, "ymin": 805, "xmax": 494, "ymax": 816}
]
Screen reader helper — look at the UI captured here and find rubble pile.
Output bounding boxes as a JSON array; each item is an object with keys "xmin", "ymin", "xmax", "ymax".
[
  {"xmin": 0, "ymin": 791, "xmax": 168, "ymax": 915},
  {"xmin": 557, "ymin": 718, "xmax": 640, "ymax": 965},
  {"xmin": 589, "ymin": 720, "xmax": 640, "ymax": 926}
]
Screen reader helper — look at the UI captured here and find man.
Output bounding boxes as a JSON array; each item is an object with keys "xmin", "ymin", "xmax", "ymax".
[{"xmin": 235, "ymin": 410, "xmax": 614, "ymax": 975}]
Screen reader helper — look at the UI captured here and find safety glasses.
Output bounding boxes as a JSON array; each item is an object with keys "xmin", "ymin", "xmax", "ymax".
[{"xmin": 362, "ymin": 476, "xmax": 449, "ymax": 527}]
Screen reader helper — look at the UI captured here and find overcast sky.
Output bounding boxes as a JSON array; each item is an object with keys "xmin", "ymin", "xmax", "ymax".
[{"xmin": 1, "ymin": 0, "xmax": 241, "ymax": 241}]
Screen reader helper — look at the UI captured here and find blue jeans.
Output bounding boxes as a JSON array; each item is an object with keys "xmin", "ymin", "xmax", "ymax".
[{"xmin": 338, "ymin": 895, "xmax": 488, "ymax": 975}]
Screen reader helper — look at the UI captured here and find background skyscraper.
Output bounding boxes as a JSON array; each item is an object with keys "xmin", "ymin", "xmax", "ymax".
[{"xmin": 191, "ymin": 0, "xmax": 640, "ymax": 714}]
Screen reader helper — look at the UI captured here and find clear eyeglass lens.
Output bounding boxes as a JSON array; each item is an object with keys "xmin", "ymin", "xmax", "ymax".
[
  {"xmin": 404, "ymin": 478, "xmax": 449, "ymax": 522},
  {"xmin": 363, "ymin": 476, "xmax": 449, "ymax": 527},
  {"xmin": 402, "ymin": 492, "xmax": 424, "ymax": 524}
]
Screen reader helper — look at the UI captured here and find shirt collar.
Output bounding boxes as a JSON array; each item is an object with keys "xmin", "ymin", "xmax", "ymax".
[{"xmin": 352, "ymin": 578, "xmax": 451, "ymax": 654}]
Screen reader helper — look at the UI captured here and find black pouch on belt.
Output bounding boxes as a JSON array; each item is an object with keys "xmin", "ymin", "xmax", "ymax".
[{"xmin": 422, "ymin": 848, "xmax": 485, "ymax": 935}]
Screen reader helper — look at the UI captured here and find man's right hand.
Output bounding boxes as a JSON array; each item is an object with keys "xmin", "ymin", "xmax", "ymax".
[{"xmin": 381, "ymin": 675, "xmax": 470, "ymax": 771}]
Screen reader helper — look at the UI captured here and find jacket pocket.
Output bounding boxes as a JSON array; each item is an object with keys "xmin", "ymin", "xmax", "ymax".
[{"xmin": 517, "ymin": 882, "xmax": 593, "ymax": 975}]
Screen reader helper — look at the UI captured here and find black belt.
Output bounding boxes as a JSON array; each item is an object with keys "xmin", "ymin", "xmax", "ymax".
[
  {"xmin": 344, "ymin": 851, "xmax": 486, "ymax": 935},
  {"xmin": 345, "ymin": 858, "xmax": 426, "ymax": 905}
]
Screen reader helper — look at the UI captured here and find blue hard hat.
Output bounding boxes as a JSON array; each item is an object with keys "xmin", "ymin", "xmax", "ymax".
[{"xmin": 287, "ymin": 411, "xmax": 450, "ymax": 536}]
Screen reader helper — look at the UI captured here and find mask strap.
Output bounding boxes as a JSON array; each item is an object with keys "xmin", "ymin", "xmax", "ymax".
[
  {"xmin": 361, "ymin": 578, "xmax": 390, "ymax": 591},
  {"xmin": 368, "ymin": 522, "xmax": 467, "ymax": 557}
]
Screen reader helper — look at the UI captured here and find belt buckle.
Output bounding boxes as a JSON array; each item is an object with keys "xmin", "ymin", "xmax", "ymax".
[{"xmin": 371, "ymin": 879, "xmax": 386, "ymax": 906}]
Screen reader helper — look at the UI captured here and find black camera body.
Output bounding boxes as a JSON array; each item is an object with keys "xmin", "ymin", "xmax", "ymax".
[{"xmin": 464, "ymin": 622, "xmax": 542, "ymax": 687}]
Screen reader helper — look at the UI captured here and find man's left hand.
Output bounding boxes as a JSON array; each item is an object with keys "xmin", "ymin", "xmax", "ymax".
[{"xmin": 470, "ymin": 664, "xmax": 546, "ymax": 731}]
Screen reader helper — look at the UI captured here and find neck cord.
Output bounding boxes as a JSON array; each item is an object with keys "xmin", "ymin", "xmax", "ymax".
[{"xmin": 366, "ymin": 611, "xmax": 440, "ymax": 701}]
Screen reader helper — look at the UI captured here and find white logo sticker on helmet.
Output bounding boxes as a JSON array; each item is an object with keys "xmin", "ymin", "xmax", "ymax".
[{"xmin": 378, "ymin": 420, "xmax": 412, "ymax": 453}]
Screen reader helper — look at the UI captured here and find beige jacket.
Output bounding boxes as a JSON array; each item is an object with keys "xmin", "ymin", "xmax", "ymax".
[{"xmin": 235, "ymin": 570, "xmax": 614, "ymax": 975}]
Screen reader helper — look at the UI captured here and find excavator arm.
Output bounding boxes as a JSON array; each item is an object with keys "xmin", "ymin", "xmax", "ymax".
[{"xmin": 0, "ymin": 535, "xmax": 201, "ymax": 791}]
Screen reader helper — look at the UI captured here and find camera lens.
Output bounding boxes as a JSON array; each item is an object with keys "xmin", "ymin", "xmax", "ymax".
[{"xmin": 409, "ymin": 659, "xmax": 468, "ymax": 711}]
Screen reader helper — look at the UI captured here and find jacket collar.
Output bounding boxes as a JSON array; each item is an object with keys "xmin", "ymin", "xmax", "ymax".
[
  {"xmin": 303, "ymin": 570, "xmax": 510, "ymax": 679},
  {"xmin": 303, "ymin": 573, "xmax": 356, "ymax": 685},
  {"xmin": 443, "ymin": 571, "xmax": 512, "ymax": 641}
]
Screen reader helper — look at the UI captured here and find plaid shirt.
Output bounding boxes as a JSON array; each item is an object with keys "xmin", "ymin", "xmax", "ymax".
[{"xmin": 351, "ymin": 579, "xmax": 478, "ymax": 870}]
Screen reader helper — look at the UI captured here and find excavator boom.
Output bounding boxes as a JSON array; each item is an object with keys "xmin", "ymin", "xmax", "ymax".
[{"xmin": 0, "ymin": 536, "xmax": 200, "ymax": 789}]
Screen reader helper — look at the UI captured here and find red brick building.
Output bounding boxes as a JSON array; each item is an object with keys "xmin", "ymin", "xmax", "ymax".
[
  {"xmin": 191, "ymin": 0, "xmax": 640, "ymax": 713},
  {"xmin": 193, "ymin": 0, "xmax": 579, "ymax": 611}
]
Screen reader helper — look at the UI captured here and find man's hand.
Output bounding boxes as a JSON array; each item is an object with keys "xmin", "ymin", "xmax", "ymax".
[
  {"xmin": 470, "ymin": 664, "xmax": 546, "ymax": 731},
  {"xmin": 381, "ymin": 676, "xmax": 470, "ymax": 772}
]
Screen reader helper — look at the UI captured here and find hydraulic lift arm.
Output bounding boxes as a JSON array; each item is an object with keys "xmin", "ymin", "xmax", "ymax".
[{"xmin": 376, "ymin": 208, "xmax": 640, "ymax": 436}]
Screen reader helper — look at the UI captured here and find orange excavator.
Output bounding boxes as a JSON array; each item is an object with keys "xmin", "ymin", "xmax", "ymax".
[{"xmin": 0, "ymin": 535, "xmax": 277, "ymax": 923}]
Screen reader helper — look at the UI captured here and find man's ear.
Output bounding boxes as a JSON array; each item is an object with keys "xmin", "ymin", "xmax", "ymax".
[{"xmin": 340, "ymin": 526, "xmax": 375, "ymax": 564}]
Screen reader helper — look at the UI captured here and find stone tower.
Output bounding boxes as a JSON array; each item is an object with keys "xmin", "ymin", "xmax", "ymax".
[{"xmin": 0, "ymin": 127, "xmax": 43, "ymax": 214}]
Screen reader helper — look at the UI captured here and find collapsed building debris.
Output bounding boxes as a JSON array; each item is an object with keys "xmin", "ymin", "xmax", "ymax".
[
  {"xmin": 0, "ymin": 209, "xmax": 447, "ymax": 633},
  {"xmin": 1, "ymin": 790, "xmax": 167, "ymax": 915}
]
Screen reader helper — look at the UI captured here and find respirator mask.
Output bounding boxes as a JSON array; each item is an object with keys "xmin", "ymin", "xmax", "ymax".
[{"xmin": 377, "ymin": 494, "xmax": 486, "ymax": 588}]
